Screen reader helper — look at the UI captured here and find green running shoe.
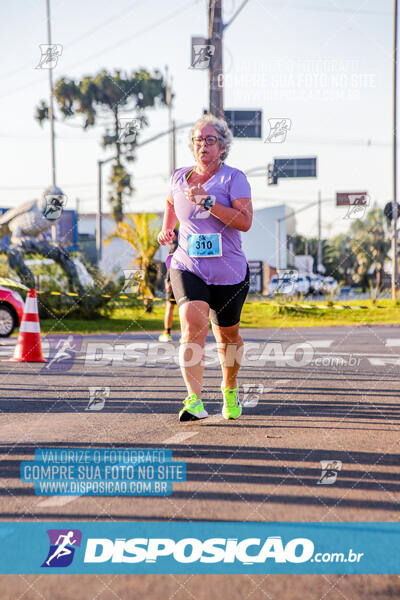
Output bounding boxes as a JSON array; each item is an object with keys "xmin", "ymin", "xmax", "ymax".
[
  {"xmin": 221, "ymin": 382, "xmax": 242, "ymax": 420},
  {"xmin": 158, "ymin": 331, "xmax": 172, "ymax": 342},
  {"xmin": 179, "ymin": 393, "xmax": 208, "ymax": 422}
]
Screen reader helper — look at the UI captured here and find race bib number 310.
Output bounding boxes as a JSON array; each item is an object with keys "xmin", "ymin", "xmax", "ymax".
[{"xmin": 187, "ymin": 233, "xmax": 222, "ymax": 258}]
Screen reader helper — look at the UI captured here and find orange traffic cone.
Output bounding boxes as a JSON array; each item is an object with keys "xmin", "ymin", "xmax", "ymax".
[{"xmin": 11, "ymin": 289, "xmax": 46, "ymax": 362}]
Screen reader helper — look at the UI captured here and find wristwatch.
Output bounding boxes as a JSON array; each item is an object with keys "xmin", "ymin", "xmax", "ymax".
[{"xmin": 203, "ymin": 196, "xmax": 216, "ymax": 211}]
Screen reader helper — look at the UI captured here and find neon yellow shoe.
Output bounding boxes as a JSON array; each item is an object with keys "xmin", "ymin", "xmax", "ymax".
[
  {"xmin": 179, "ymin": 393, "xmax": 208, "ymax": 422},
  {"xmin": 221, "ymin": 382, "xmax": 242, "ymax": 420},
  {"xmin": 158, "ymin": 331, "xmax": 172, "ymax": 342}
]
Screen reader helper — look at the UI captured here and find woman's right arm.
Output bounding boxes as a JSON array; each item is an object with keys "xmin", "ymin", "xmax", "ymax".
[{"xmin": 158, "ymin": 194, "xmax": 178, "ymax": 245}]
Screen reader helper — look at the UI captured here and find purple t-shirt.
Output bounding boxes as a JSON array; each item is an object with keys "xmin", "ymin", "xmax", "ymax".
[{"xmin": 167, "ymin": 163, "xmax": 251, "ymax": 285}]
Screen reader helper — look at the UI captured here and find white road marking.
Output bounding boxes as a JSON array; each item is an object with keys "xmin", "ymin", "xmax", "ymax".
[
  {"xmin": 305, "ymin": 340, "xmax": 334, "ymax": 348},
  {"xmin": 367, "ymin": 357, "xmax": 400, "ymax": 366},
  {"xmin": 162, "ymin": 431, "xmax": 199, "ymax": 444},
  {"xmin": 37, "ymin": 495, "xmax": 78, "ymax": 507}
]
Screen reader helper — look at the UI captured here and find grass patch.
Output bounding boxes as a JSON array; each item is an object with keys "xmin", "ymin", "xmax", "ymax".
[{"xmin": 33, "ymin": 298, "xmax": 400, "ymax": 334}]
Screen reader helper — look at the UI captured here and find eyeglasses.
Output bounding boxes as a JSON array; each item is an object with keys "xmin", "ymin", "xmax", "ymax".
[{"xmin": 192, "ymin": 135, "xmax": 218, "ymax": 146}]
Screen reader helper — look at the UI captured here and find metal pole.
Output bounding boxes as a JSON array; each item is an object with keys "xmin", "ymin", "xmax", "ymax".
[
  {"xmin": 165, "ymin": 66, "xmax": 173, "ymax": 175},
  {"xmin": 97, "ymin": 160, "xmax": 103, "ymax": 263},
  {"xmin": 208, "ymin": 0, "xmax": 223, "ymax": 117},
  {"xmin": 393, "ymin": 0, "xmax": 399, "ymax": 300},
  {"xmin": 171, "ymin": 119, "xmax": 176, "ymax": 173},
  {"xmin": 276, "ymin": 219, "xmax": 280, "ymax": 271},
  {"xmin": 46, "ymin": 0, "xmax": 57, "ymax": 242},
  {"xmin": 317, "ymin": 190, "xmax": 322, "ymax": 273}
]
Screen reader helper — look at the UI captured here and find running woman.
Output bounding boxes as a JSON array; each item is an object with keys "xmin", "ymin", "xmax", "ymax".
[{"xmin": 157, "ymin": 114, "xmax": 252, "ymax": 421}]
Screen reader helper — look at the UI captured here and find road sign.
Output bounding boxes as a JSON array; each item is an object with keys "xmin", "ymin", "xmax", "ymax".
[
  {"xmin": 336, "ymin": 192, "xmax": 368, "ymax": 206},
  {"xmin": 224, "ymin": 109, "xmax": 262, "ymax": 138},
  {"xmin": 248, "ymin": 261, "xmax": 263, "ymax": 293},
  {"xmin": 274, "ymin": 157, "xmax": 317, "ymax": 179}
]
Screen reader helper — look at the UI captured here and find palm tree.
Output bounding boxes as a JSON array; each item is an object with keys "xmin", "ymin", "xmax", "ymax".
[
  {"xmin": 36, "ymin": 69, "xmax": 167, "ymax": 221},
  {"xmin": 106, "ymin": 212, "xmax": 160, "ymax": 311},
  {"xmin": 324, "ymin": 234, "xmax": 356, "ymax": 284},
  {"xmin": 350, "ymin": 208, "xmax": 390, "ymax": 292}
]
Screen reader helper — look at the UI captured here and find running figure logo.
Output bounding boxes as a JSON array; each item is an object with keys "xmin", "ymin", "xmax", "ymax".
[
  {"xmin": 191, "ymin": 44, "xmax": 215, "ymax": 69},
  {"xmin": 118, "ymin": 118, "xmax": 141, "ymax": 144},
  {"xmin": 41, "ymin": 529, "xmax": 82, "ymax": 568},
  {"xmin": 317, "ymin": 460, "xmax": 342, "ymax": 485},
  {"xmin": 265, "ymin": 118, "xmax": 291, "ymax": 143},
  {"xmin": 344, "ymin": 194, "xmax": 369, "ymax": 220},
  {"xmin": 43, "ymin": 335, "xmax": 82, "ymax": 372},
  {"xmin": 43, "ymin": 193, "xmax": 67, "ymax": 221},
  {"xmin": 35, "ymin": 44, "xmax": 63, "ymax": 69},
  {"xmin": 86, "ymin": 386, "xmax": 110, "ymax": 411},
  {"xmin": 241, "ymin": 383, "xmax": 264, "ymax": 408}
]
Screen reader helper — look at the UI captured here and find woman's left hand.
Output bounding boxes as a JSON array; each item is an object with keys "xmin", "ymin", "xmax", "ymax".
[{"xmin": 185, "ymin": 183, "xmax": 208, "ymax": 205}]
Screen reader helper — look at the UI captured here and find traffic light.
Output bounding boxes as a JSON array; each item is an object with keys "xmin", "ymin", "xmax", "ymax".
[
  {"xmin": 384, "ymin": 201, "xmax": 400, "ymax": 223},
  {"xmin": 267, "ymin": 163, "xmax": 278, "ymax": 185}
]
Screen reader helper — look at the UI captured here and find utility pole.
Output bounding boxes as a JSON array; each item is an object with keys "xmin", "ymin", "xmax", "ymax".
[
  {"xmin": 208, "ymin": 0, "xmax": 223, "ymax": 117},
  {"xmin": 317, "ymin": 190, "xmax": 322, "ymax": 274},
  {"xmin": 46, "ymin": 0, "xmax": 57, "ymax": 242},
  {"xmin": 207, "ymin": 0, "xmax": 249, "ymax": 117},
  {"xmin": 276, "ymin": 219, "xmax": 280, "ymax": 271},
  {"xmin": 393, "ymin": 0, "xmax": 399, "ymax": 300},
  {"xmin": 165, "ymin": 66, "xmax": 176, "ymax": 174}
]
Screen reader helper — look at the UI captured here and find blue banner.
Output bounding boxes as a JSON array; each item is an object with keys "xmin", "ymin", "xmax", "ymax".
[{"xmin": 0, "ymin": 522, "xmax": 398, "ymax": 574}]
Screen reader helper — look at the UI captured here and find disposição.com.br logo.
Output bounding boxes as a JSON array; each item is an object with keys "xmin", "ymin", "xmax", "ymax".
[{"xmin": 41, "ymin": 529, "xmax": 82, "ymax": 568}]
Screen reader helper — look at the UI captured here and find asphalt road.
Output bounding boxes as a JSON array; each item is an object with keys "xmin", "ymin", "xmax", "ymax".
[{"xmin": 0, "ymin": 325, "xmax": 399, "ymax": 599}]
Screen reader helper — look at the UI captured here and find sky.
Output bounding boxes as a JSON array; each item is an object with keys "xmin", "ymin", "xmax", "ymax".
[{"xmin": 0, "ymin": 0, "xmax": 394, "ymax": 239}]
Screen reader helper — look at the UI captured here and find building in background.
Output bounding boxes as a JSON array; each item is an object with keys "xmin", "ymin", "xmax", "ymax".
[{"xmin": 241, "ymin": 204, "xmax": 295, "ymax": 269}]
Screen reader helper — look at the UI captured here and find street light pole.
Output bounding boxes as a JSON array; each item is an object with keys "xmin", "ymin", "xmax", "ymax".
[
  {"xmin": 276, "ymin": 219, "xmax": 281, "ymax": 271},
  {"xmin": 317, "ymin": 190, "xmax": 322, "ymax": 273},
  {"xmin": 393, "ymin": 0, "xmax": 399, "ymax": 300},
  {"xmin": 97, "ymin": 160, "xmax": 103, "ymax": 262},
  {"xmin": 46, "ymin": 0, "xmax": 57, "ymax": 242}
]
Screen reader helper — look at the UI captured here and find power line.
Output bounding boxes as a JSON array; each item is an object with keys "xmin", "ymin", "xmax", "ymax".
[
  {"xmin": 0, "ymin": 0, "xmax": 146, "ymax": 81},
  {"xmin": 64, "ymin": 0, "xmax": 196, "ymax": 71},
  {"xmin": 0, "ymin": 0, "xmax": 196, "ymax": 100}
]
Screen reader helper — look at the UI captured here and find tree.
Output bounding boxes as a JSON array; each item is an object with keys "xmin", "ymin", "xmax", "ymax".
[
  {"xmin": 324, "ymin": 234, "xmax": 356, "ymax": 284},
  {"xmin": 36, "ymin": 69, "xmax": 167, "ymax": 221},
  {"xmin": 106, "ymin": 212, "xmax": 160, "ymax": 311},
  {"xmin": 350, "ymin": 208, "xmax": 390, "ymax": 292}
]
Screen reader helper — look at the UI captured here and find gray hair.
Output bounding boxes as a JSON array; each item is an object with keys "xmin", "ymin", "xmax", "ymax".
[{"xmin": 189, "ymin": 114, "xmax": 233, "ymax": 161}]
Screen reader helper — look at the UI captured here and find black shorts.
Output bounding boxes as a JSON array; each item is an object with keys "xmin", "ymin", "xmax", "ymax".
[{"xmin": 170, "ymin": 265, "xmax": 249, "ymax": 327}]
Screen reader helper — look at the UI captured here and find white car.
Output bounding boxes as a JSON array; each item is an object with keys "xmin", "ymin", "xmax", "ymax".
[{"xmin": 294, "ymin": 275, "xmax": 310, "ymax": 295}]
